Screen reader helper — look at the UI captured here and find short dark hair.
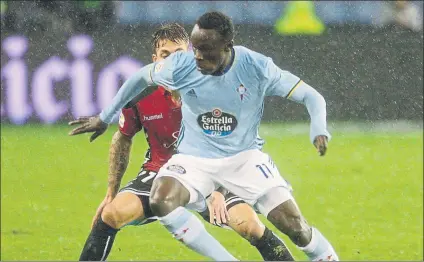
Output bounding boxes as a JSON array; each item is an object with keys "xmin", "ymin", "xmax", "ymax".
[
  {"xmin": 196, "ymin": 11, "xmax": 234, "ymax": 41},
  {"xmin": 151, "ymin": 23, "xmax": 189, "ymax": 53}
]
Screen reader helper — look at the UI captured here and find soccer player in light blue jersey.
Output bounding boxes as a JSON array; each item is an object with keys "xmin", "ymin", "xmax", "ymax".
[{"xmin": 69, "ymin": 12, "xmax": 339, "ymax": 261}]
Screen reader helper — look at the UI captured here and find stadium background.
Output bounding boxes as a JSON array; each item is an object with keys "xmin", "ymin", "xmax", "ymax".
[{"xmin": 1, "ymin": 1, "xmax": 423, "ymax": 261}]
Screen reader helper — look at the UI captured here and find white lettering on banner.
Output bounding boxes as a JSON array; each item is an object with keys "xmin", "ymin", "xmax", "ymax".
[
  {"xmin": 0, "ymin": 35, "xmax": 143, "ymax": 124},
  {"xmin": 32, "ymin": 57, "xmax": 69, "ymax": 123},
  {"xmin": 68, "ymin": 35, "xmax": 97, "ymax": 119},
  {"xmin": 1, "ymin": 36, "xmax": 32, "ymax": 124},
  {"xmin": 97, "ymin": 56, "xmax": 141, "ymax": 122}
]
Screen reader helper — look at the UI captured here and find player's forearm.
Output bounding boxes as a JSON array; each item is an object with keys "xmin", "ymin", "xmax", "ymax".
[
  {"xmin": 99, "ymin": 64, "xmax": 154, "ymax": 124},
  {"xmin": 288, "ymin": 82, "xmax": 331, "ymax": 143},
  {"xmin": 304, "ymin": 91, "xmax": 331, "ymax": 143},
  {"xmin": 107, "ymin": 131, "xmax": 132, "ymax": 197}
]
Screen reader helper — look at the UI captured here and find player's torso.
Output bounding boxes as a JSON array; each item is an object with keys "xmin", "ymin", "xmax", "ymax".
[
  {"xmin": 181, "ymin": 72, "xmax": 263, "ymax": 129},
  {"xmin": 176, "ymin": 47, "xmax": 266, "ymax": 157},
  {"xmin": 135, "ymin": 87, "xmax": 182, "ymax": 168}
]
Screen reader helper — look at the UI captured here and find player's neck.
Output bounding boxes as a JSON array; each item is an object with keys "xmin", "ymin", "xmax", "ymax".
[{"xmin": 212, "ymin": 48, "xmax": 235, "ymax": 76}]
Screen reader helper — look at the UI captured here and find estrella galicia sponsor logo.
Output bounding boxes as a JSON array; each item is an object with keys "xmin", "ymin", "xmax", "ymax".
[
  {"xmin": 167, "ymin": 165, "xmax": 186, "ymax": 174},
  {"xmin": 197, "ymin": 108, "xmax": 238, "ymax": 137}
]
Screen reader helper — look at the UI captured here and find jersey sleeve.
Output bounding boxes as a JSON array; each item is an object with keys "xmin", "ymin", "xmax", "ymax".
[
  {"xmin": 150, "ymin": 51, "xmax": 194, "ymax": 91},
  {"xmin": 118, "ymin": 107, "xmax": 142, "ymax": 138},
  {"xmin": 263, "ymin": 58, "xmax": 302, "ymax": 98},
  {"xmin": 261, "ymin": 56, "xmax": 331, "ymax": 143},
  {"xmin": 99, "ymin": 64, "xmax": 154, "ymax": 124}
]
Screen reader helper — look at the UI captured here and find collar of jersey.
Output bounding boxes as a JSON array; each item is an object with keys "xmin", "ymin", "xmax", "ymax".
[{"xmin": 212, "ymin": 47, "xmax": 235, "ymax": 76}]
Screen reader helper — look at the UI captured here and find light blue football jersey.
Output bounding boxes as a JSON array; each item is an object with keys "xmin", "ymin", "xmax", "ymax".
[
  {"xmin": 149, "ymin": 46, "xmax": 306, "ymax": 158},
  {"xmin": 100, "ymin": 45, "xmax": 330, "ymax": 159}
]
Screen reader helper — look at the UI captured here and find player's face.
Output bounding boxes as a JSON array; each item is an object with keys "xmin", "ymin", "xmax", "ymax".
[
  {"xmin": 190, "ymin": 25, "xmax": 232, "ymax": 75},
  {"xmin": 152, "ymin": 39, "xmax": 186, "ymax": 105},
  {"xmin": 152, "ymin": 39, "xmax": 189, "ymax": 62}
]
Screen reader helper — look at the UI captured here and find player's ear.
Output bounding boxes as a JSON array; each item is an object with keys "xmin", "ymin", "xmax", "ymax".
[{"xmin": 152, "ymin": 54, "xmax": 157, "ymax": 62}]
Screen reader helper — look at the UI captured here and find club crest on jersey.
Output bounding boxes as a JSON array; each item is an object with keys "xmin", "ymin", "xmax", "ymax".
[
  {"xmin": 119, "ymin": 112, "xmax": 125, "ymax": 128},
  {"xmin": 167, "ymin": 164, "xmax": 186, "ymax": 174},
  {"xmin": 197, "ymin": 108, "xmax": 238, "ymax": 137},
  {"xmin": 237, "ymin": 84, "xmax": 247, "ymax": 101}
]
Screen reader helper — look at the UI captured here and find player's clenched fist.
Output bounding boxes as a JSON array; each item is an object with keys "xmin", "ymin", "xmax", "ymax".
[
  {"xmin": 313, "ymin": 135, "xmax": 328, "ymax": 156},
  {"xmin": 68, "ymin": 115, "xmax": 109, "ymax": 142}
]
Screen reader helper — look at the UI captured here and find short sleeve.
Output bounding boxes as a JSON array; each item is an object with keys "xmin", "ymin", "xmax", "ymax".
[
  {"xmin": 118, "ymin": 107, "xmax": 142, "ymax": 138},
  {"xmin": 150, "ymin": 51, "xmax": 195, "ymax": 91},
  {"xmin": 263, "ymin": 58, "xmax": 302, "ymax": 98}
]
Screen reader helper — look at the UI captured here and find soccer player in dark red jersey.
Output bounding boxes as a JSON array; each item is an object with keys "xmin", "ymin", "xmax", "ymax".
[{"xmin": 78, "ymin": 23, "xmax": 294, "ymax": 261}]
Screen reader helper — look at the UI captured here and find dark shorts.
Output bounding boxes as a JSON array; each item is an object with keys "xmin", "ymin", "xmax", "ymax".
[{"xmin": 119, "ymin": 168, "xmax": 246, "ymax": 227}]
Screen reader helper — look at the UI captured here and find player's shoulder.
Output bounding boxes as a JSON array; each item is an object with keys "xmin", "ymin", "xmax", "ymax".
[{"xmin": 234, "ymin": 46, "xmax": 270, "ymax": 68}]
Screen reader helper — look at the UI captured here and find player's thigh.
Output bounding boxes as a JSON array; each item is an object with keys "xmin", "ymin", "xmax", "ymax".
[
  {"xmin": 102, "ymin": 192, "xmax": 145, "ymax": 226},
  {"xmin": 155, "ymin": 154, "xmax": 216, "ymax": 212},
  {"xmin": 255, "ymin": 186, "xmax": 297, "ymax": 220},
  {"xmin": 199, "ymin": 191, "xmax": 264, "ymax": 238},
  {"xmin": 116, "ymin": 169, "xmax": 159, "ymax": 226},
  {"xmin": 217, "ymin": 149, "xmax": 291, "ymax": 205}
]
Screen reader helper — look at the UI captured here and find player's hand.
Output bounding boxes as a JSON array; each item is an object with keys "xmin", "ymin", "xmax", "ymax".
[
  {"xmin": 91, "ymin": 195, "xmax": 114, "ymax": 229},
  {"xmin": 313, "ymin": 135, "xmax": 328, "ymax": 156},
  {"xmin": 68, "ymin": 115, "xmax": 108, "ymax": 142},
  {"xmin": 207, "ymin": 191, "xmax": 230, "ymax": 225}
]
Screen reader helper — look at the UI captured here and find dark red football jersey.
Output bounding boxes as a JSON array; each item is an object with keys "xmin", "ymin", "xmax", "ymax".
[{"xmin": 118, "ymin": 86, "xmax": 182, "ymax": 172}]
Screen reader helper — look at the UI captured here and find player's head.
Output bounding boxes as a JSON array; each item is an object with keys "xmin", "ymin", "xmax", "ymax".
[
  {"xmin": 191, "ymin": 11, "xmax": 234, "ymax": 75},
  {"xmin": 151, "ymin": 23, "xmax": 190, "ymax": 62}
]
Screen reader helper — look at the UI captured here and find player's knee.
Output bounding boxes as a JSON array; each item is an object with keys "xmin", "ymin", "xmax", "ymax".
[
  {"xmin": 233, "ymin": 218, "xmax": 264, "ymax": 242},
  {"xmin": 284, "ymin": 216, "xmax": 311, "ymax": 245},
  {"xmin": 149, "ymin": 192, "xmax": 179, "ymax": 216},
  {"xmin": 268, "ymin": 203, "xmax": 312, "ymax": 246},
  {"xmin": 101, "ymin": 204, "xmax": 123, "ymax": 229},
  {"xmin": 276, "ymin": 214, "xmax": 311, "ymax": 247},
  {"xmin": 149, "ymin": 177, "xmax": 189, "ymax": 217}
]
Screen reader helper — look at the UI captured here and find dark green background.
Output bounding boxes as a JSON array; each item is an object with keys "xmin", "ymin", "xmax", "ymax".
[{"xmin": 1, "ymin": 25, "xmax": 422, "ymax": 123}]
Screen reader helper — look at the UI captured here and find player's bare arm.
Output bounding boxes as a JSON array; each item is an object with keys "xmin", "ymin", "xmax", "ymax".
[
  {"xmin": 107, "ymin": 131, "xmax": 133, "ymax": 197},
  {"xmin": 90, "ymin": 131, "xmax": 133, "ymax": 228}
]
